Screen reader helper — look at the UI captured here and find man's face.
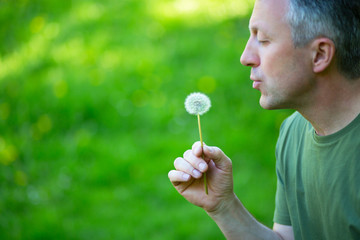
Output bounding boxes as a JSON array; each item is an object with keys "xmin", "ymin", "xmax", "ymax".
[{"xmin": 240, "ymin": 0, "xmax": 314, "ymax": 110}]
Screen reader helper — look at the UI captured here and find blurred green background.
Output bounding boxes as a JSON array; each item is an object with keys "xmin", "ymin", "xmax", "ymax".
[{"xmin": 0, "ymin": 0, "xmax": 293, "ymax": 239}]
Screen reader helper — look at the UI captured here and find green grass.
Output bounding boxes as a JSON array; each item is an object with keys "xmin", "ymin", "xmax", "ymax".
[{"xmin": 0, "ymin": 0, "xmax": 293, "ymax": 239}]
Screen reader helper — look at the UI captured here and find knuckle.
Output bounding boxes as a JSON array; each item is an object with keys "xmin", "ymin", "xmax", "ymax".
[
  {"xmin": 174, "ymin": 157, "xmax": 193, "ymax": 172},
  {"xmin": 195, "ymin": 158, "xmax": 202, "ymax": 165},
  {"xmin": 213, "ymin": 146, "xmax": 223, "ymax": 156},
  {"xmin": 213, "ymin": 146, "xmax": 221, "ymax": 152}
]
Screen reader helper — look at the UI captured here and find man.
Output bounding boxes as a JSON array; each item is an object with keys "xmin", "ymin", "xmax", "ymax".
[{"xmin": 168, "ymin": 0, "xmax": 360, "ymax": 239}]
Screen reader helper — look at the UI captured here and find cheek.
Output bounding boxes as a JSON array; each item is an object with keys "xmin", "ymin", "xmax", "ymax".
[
  {"xmin": 260, "ymin": 48, "xmax": 281, "ymax": 74},
  {"xmin": 262, "ymin": 47, "xmax": 303, "ymax": 83}
]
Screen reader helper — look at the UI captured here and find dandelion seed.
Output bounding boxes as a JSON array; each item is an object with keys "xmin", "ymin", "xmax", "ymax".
[
  {"xmin": 184, "ymin": 92, "xmax": 211, "ymax": 195},
  {"xmin": 184, "ymin": 92, "xmax": 211, "ymax": 115}
]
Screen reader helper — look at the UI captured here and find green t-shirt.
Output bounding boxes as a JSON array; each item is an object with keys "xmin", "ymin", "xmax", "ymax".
[{"xmin": 274, "ymin": 111, "xmax": 360, "ymax": 239}]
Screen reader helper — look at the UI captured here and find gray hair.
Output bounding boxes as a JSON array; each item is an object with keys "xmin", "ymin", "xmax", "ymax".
[{"xmin": 286, "ymin": 0, "xmax": 360, "ymax": 79}]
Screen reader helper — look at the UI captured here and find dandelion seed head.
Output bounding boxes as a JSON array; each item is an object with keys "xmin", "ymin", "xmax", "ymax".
[{"xmin": 184, "ymin": 92, "xmax": 211, "ymax": 115}]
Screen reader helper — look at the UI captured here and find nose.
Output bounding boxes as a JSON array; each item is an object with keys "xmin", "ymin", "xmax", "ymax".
[{"xmin": 240, "ymin": 38, "xmax": 260, "ymax": 67}]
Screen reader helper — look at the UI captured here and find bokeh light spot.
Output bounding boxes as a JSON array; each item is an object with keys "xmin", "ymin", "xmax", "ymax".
[
  {"xmin": 0, "ymin": 102, "xmax": 10, "ymax": 120},
  {"xmin": 52, "ymin": 37, "xmax": 85, "ymax": 65},
  {"xmin": 30, "ymin": 16, "xmax": 45, "ymax": 34},
  {"xmin": 0, "ymin": 140, "xmax": 18, "ymax": 165},
  {"xmin": 197, "ymin": 76, "xmax": 217, "ymax": 93},
  {"xmin": 151, "ymin": 0, "xmax": 255, "ymax": 25},
  {"xmin": 14, "ymin": 170, "xmax": 28, "ymax": 186},
  {"xmin": 37, "ymin": 114, "xmax": 53, "ymax": 134},
  {"xmin": 53, "ymin": 79, "xmax": 68, "ymax": 98},
  {"xmin": 74, "ymin": 2, "xmax": 104, "ymax": 21}
]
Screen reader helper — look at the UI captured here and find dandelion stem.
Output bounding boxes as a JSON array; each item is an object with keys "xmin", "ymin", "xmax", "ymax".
[{"xmin": 197, "ymin": 114, "xmax": 208, "ymax": 195}]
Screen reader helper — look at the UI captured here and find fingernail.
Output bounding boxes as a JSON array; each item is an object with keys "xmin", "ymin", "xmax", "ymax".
[
  {"xmin": 199, "ymin": 162, "xmax": 206, "ymax": 172},
  {"xmin": 182, "ymin": 173, "xmax": 190, "ymax": 180},
  {"xmin": 192, "ymin": 169, "xmax": 201, "ymax": 178}
]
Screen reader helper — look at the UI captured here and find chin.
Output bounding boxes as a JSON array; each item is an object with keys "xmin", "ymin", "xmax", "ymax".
[
  {"xmin": 259, "ymin": 96, "xmax": 273, "ymax": 109},
  {"xmin": 259, "ymin": 96, "xmax": 286, "ymax": 110},
  {"xmin": 260, "ymin": 103, "xmax": 278, "ymax": 110}
]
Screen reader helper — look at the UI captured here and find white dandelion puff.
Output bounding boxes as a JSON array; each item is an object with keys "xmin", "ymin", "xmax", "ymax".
[{"xmin": 184, "ymin": 92, "xmax": 211, "ymax": 115}]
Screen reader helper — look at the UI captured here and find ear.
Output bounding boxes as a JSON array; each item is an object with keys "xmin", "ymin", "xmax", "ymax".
[{"xmin": 311, "ymin": 38, "xmax": 335, "ymax": 73}]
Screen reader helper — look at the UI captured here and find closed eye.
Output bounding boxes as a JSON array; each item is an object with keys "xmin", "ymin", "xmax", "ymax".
[{"xmin": 258, "ymin": 39, "xmax": 269, "ymax": 45}]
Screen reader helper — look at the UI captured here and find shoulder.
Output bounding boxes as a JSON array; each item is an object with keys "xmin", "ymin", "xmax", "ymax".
[
  {"xmin": 276, "ymin": 111, "xmax": 309, "ymax": 162},
  {"xmin": 278, "ymin": 111, "xmax": 308, "ymax": 140}
]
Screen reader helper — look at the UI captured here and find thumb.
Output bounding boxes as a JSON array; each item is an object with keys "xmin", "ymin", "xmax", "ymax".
[{"xmin": 203, "ymin": 144, "xmax": 232, "ymax": 171}]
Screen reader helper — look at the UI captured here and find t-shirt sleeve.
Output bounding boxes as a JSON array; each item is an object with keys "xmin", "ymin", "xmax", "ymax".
[
  {"xmin": 273, "ymin": 168, "xmax": 291, "ymax": 225},
  {"xmin": 273, "ymin": 118, "xmax": 292, "ymax": 226}
]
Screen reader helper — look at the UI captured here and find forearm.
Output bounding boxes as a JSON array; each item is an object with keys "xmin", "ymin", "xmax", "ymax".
[{"xmin": 207, "ymin": 194, "xmax": 281, "ymax": 240}]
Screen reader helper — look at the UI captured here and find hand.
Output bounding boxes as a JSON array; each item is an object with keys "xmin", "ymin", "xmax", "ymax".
[{"xmin": 168, "ymin": 141, "xmax": 235, "ymax": 213}]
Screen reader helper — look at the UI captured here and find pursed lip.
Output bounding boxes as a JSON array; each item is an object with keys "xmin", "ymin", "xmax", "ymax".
[
  {"xmin": 250, "ymin": 73, "xmax": 261, "ymax": 81},
  {"xmin": 250, "ymin": 75, "xmax": 262, "ymax": 90}
]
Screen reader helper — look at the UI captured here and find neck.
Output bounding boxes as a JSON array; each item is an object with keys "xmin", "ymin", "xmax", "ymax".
[{"xmin": 297, "ymin": 74, "xmax": 360, "ymax": 136}]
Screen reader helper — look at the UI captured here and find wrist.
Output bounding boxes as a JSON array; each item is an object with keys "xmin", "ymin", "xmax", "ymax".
[{"xmin": 206, "ymin": 193, "xmax": 239, "ymax": 219}]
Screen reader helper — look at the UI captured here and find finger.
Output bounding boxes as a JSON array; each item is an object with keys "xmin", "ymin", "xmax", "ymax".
[
  {"xmin": 174, "ymin": 157, "xmax": 202, "ymax": 179},
  {"xmin": 203, "ymin": 145, "xmax": 232, "ymax": 171},
  {"xmin": 191, "ymin": 141, "xmax": 203, "ymax": 157},
  {"xmin": 168, "ymin": 170, "xmax": 191, "ymax": 183},
  {"xmin": 184, "ymin": 149, "xmax": 208, "ymax": 173}
]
